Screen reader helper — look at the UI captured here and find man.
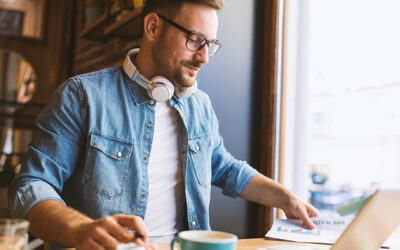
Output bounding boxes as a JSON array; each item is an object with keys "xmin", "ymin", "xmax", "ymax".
[{"xmin": 8, "ymin": 0, "xmax": 319, "ymax": 249}]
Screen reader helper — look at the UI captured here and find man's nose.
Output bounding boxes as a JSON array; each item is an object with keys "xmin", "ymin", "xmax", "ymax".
[{"xmin": 194, "ymin": 45, "xmax": 209, "ymax": 65}]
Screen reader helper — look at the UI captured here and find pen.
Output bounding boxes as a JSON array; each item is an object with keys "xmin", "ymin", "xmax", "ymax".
[
  {"xmin": 134, "ymin": 231, "xmax": 144, "ymax": 240},
  {"xmin": 115, "ymin": 232, "xmax": 145, "ymax": 250}
]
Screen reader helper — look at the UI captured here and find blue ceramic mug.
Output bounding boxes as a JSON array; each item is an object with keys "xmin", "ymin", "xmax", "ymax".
[{"xmin": 171, "ymin": 230, "xmax": 237, "ymax": 250}]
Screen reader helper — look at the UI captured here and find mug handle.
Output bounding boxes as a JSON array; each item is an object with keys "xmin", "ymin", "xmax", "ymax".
[{"xmin": 170, "ymin": 236, "xmax": 179, "ymax": 250}]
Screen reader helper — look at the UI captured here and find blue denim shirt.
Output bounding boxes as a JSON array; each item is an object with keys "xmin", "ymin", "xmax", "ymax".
[{"xmin": 8, "ymin": 64, "xmax": 258, "ymax": 231}]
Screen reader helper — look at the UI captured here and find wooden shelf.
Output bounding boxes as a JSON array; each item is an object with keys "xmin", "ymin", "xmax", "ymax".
[
  {"xmin": 80, "ymin": 13, "xmax": 109, "ymax": 40},
  {"xmin": 104, "ymin": 8, "xmax": 142, "ymax": 39}
]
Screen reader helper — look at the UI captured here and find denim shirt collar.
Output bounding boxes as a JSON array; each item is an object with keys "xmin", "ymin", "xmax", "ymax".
[{"xmin": 124, "ymin": 72, "xmax": 152, "ymax": 106}]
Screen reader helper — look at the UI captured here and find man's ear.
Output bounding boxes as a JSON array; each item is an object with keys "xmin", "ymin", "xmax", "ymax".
[{"xmin": 143, "ymin": 13, "xmax": 163, "ymax": 42}]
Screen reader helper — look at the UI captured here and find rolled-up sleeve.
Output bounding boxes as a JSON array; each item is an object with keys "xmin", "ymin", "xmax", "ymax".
[
  {"xmin": 207, "ymin": 96, "xmax": 258, "ymax": 197},
  {"xmin": 211, "ymin": 133, "xmax": 258, "ymax": 197},
  {"xmin": 8, "ymin": 78, "xmax": 86, "ymax": 218},
  {"xmin": 9, "ymin": 181, "xmax": 66, "ymax": 218}
]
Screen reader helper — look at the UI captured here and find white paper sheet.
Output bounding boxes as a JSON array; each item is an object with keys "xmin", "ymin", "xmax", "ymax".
[
  {"xmin": 265, "ymin": 217, "xmax": 353, "ymax": 244},
  {"xmin": 265, "ymin": 217, "xmax": 400, "ymax": 248}
]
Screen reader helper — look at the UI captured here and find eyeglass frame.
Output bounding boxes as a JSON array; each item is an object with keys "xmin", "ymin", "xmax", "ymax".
[{"xmin": 156, "ymin": 13, "xmax": 222, "ymax": 56}]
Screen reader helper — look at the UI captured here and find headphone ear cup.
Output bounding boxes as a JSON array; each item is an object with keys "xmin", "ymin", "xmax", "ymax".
[{"xmin": 149, "ymin": 76, "xmax": 174, "ymax": 102}]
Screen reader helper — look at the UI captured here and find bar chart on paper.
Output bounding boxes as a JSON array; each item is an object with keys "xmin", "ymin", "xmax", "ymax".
[
  {"xmin": 266, "ymin": 218, "xmax": 352, "ymax": 244},
  {"xmin": 277, "ymin": 227, "xmax": 321, "ymax": 236}
]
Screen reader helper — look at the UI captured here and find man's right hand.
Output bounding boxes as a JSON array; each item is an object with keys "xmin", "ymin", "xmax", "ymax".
[
  {"xmin": 73, "ymin": 214, "xmax": 157, "ymax": 250},
  {"xmin": 27, "ymin": 200, "xmax": 156, "ymax": 250}
]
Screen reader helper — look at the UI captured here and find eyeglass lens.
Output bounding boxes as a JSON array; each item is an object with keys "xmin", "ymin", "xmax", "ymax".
[{"xmin": 186, "ymin": 33, "xmax": 220, "ymax": 56}]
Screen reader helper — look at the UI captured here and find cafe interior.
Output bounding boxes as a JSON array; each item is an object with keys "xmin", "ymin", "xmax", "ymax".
[
  {"xmin": 1, "ymin": 0, "xmax": 400, "ymax": 249},
  {"xmin": 0, "ymin": 0, "xmax": 278, "ymax": 244}
]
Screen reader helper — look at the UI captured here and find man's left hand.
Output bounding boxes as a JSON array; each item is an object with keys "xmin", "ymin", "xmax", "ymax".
[
  {"xmin": 281, "ymin": 194, "xmax": 320, "ymax": 229},
  {"xmin": 239, "ymin": 173, "xmax": 320, "ymax": 229}
]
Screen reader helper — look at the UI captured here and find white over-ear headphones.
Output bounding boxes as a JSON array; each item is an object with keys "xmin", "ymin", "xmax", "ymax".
[{"xmin": 123, "ymin": 48, "xmax": 197, "ymax": 102}]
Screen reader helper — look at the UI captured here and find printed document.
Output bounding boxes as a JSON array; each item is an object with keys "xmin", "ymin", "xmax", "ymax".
[
  {"xmin": 265, "ymin": 217, "xmax": 400, "ymax": 247},
  {"xmin": 265, "ymin": 217, "xmax": 352, "ymax": 244}
]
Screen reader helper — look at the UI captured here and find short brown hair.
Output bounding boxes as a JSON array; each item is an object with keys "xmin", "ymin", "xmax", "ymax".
[{"xmin": 141, "ymin": 0, "xmax": 224, "ymax": 27}]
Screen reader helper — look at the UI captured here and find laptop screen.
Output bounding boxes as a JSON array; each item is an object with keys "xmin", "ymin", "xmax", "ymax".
[{"xmin": 332, "ymin": 189, "xmax": 400, "ymax": 250}]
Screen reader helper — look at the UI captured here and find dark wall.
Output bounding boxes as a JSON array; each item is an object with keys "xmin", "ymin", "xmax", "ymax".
[{"xmin": 198, "ymin": 0, "xmax": 257, "ymax": 238}]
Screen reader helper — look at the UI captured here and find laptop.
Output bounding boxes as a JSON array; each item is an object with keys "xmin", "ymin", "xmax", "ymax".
[
  {"xmin": 266, "ymin": 189, "xmax": 400, "ymax": 250},
  {"xmin": 331, "ymin": 188, "xmax": 400, "ymax": 249}
]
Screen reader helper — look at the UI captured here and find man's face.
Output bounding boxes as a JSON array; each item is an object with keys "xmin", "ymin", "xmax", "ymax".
[{"xmin": 151, "ymin": 3, "xmax": 219, "ymax": 88}]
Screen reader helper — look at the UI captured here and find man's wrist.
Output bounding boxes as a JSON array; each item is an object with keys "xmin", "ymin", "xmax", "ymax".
[
  {"xmin": 279, "ymin": 187, "xmax": 295, "ymax": 210},
  {"xmin": 61, "ymin": 209, "xmax": 93, "ymax": 246}
]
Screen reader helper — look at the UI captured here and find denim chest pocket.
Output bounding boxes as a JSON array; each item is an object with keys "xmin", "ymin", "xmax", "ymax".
[
  {"xmin": 189, "ymin": 134, "xmax": 213, "ymax": 188},
  {"xmin": 84, "ymin": 132, "xmax": 133, "ymax": 199}
]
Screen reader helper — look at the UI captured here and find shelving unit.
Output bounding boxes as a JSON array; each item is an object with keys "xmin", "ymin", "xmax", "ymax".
[
  {"xmin": 80, "ymin": 3, "xmax": 143, "ymax": 40},
  {"xmin": 80, "ymin": 13, "xmax": 109, "ymax": 40},
  {"xmin": 104, "ymin": 7, "xmax": 142, "ymax": 38}
]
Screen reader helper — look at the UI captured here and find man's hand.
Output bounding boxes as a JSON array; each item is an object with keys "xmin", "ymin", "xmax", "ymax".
[
  {"xmin": 239, "ymin": 173, "xmax": 320, "ymax": 229},
  {"xmin": 281, "ymin": 193, "xmax": 320, "ymax": 229},
  {"xmin": 72, "ymin": 214, "xmax": 157, "ymax": 250},
  {"xmin": 27, "ymin": 200, "xmax": 157, "ymax": 250}
]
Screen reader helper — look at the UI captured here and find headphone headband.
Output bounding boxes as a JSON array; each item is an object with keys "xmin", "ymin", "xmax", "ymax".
[{"xmin": 123, "ymin": 49, "xmax": 152, "ymax": 89}]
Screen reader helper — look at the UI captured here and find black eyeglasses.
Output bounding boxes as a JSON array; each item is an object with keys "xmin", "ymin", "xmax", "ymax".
[{"xmin": 157, "ymin": 14, "xmax": 222, "ymax": 56}]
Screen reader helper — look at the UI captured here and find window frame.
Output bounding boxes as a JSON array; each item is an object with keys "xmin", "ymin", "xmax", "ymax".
[{"xmin": 253, "ymin": 0, "xmax": 287, "ymax": 237}]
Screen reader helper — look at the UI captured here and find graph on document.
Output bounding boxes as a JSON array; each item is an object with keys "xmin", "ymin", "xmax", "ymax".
[{"xmin": 277, "ymin": 226, "xmax": 321, "ymax": 236}]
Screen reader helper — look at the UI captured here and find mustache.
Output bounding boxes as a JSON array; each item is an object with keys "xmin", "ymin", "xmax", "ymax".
[{"xmin": 183, "ymin": 60, "xmax": 202, "ymax": 69}]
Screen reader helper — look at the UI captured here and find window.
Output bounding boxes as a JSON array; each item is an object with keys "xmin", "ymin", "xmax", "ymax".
[{"xmin": 282, "ymin": 0, "xmax": 400, "ymax": 216}]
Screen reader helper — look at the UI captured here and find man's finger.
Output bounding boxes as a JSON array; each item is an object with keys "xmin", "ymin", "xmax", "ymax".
[
  {"xmin": 92, "ymin": 224, "xmax": 120, "ymax": 249},
  {"xmin": 114, "ymin": 215, "xmax": 149, "ymax": 241},
  {"xmin": 302, "ymin": 213, "xmax": 316, "ymax": 229},
  {"xmin": 76, "ymin": 239, "xmax": 104, "ymax": 250},
  {"xmin": 297, "ymin": 202, "xmax": 320, "ymax": 229},
  {"xmin": 98, "ymin": 216, "xmax": 135, "ymax": 243},
  {"xmin": 298, "ymin": 204, "xmax": 317, "ymax": 229},
  {"xmin": 306, "ymin": 204, "xmax": 320, "ymax": 217},
  {"xmin": 132, "ymin": 237, "xmax": 158, "ymax": 250}
]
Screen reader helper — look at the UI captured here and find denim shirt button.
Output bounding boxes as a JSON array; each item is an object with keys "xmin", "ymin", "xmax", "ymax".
[
  {"xmin": 148, "ymin": 120, "xmax": 153, "ymax": 125},
  {"xmin": 142, "ymin": 193, "xmax": 147, "ymax": 198},
  {"xmin": 144, "ymin": 156, "xmax": 148, "ymax": 161},
  {"xmin": 149, "ymin": 100, "xmax": 155, "ymax": 105},
  {"xmin": 117, "ymin": 152, "xmax": 122, "ymax": 157},
  {"xmin": 191, "ymin": 221, "xmax": 196, "ymax": 226},
  {"xmin": 195, "ymin": 146, "xmax": 199, "ymax": 151}
]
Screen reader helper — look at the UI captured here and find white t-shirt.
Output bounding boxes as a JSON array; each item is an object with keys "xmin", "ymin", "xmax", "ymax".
[{"xmin": 144, "ymin": 101, "xmax": 185, "ymax": 243}]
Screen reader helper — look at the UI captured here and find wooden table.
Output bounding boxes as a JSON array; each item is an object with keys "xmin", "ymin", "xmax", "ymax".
[
  {"xmin": 158, "ymin": 238, "xmax": 328, "ymax": 249},
  {"xmin": 53, "ymin": 238, "xmax": 328, "ymax": 249}
]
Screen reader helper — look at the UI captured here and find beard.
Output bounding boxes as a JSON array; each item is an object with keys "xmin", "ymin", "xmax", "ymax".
[{"xmin": 151, "ymin": 30, "xmax": 201, "ymax": 88}]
